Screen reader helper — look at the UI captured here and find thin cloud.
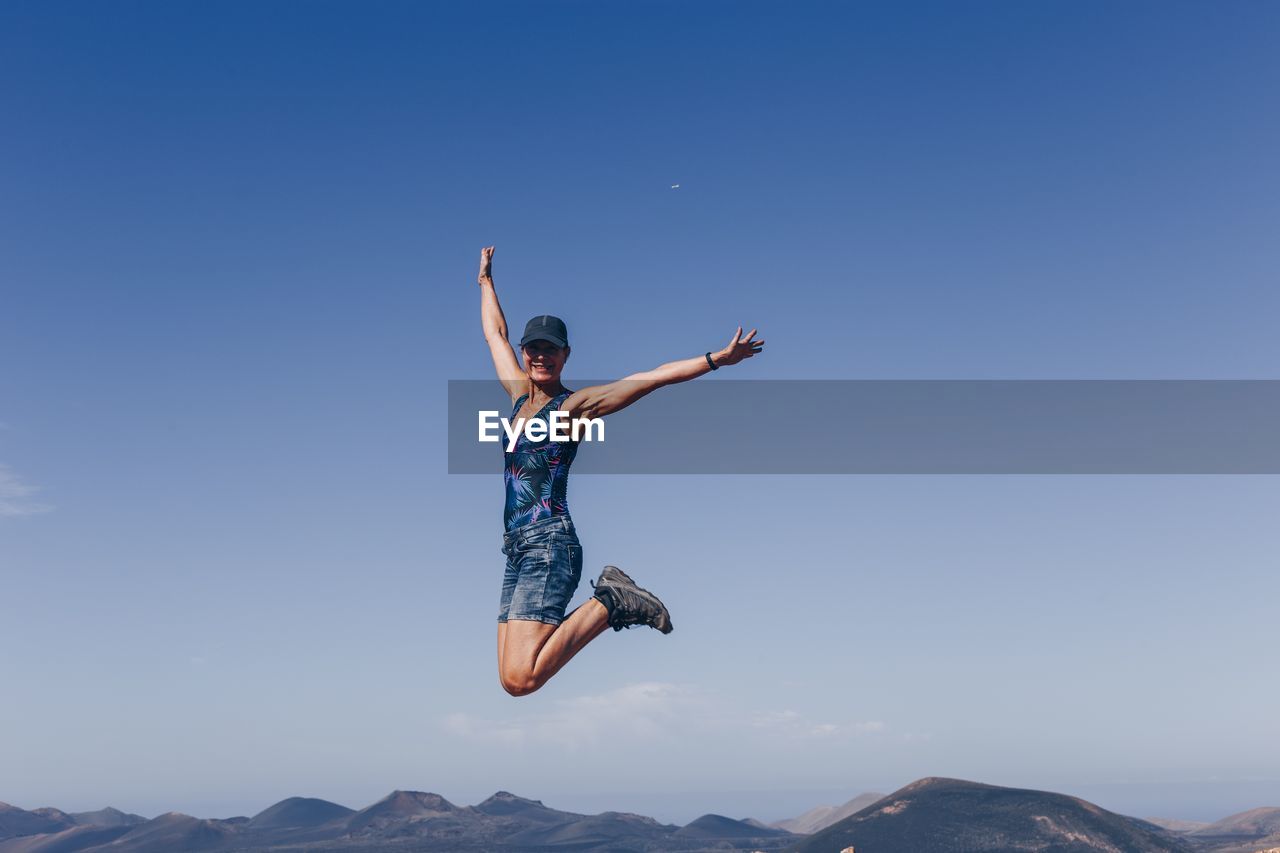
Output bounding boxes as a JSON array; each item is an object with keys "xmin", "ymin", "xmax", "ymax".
[
  {"xmin": 444, "ymin": 683, "xmax": 886, "ymax": 750},
  {"xmin": 750, "ymin": 709, "xmax": 885, "ymax": 739},
  {"xmin": 0, "ymin": 463, "xmax": 52, "ymax": 517},
  {"xmin": 445, "ymin": 682, "xmax": 698, "ymax": 751},
  {"xmin": 444, "ymin": 711, "xmax": 526, "ymax": 747}
]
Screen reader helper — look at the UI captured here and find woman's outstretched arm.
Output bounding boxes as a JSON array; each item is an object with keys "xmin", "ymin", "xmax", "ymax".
[
  {"xmin": 477, "ymin": 246, "xmax": 526, "ymax": 401},
  {"xmin": 562, "ymin": 326, "xmax": 764, "ymax": 421}
]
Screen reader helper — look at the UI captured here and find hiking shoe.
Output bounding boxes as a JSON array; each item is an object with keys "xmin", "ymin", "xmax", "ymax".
[{"xmin": 590, "ymin": 565, "xmax": 673, "ymax": 634}]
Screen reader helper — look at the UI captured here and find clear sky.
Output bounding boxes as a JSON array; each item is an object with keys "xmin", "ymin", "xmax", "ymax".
[{"xmin": 2, "ymin": 0, "xmax": 1278, "ymax": 827}]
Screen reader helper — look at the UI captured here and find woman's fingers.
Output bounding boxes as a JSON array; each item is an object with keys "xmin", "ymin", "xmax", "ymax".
[{"xmin": 723, "ymin": 325, "xmax": 765, "ymax": 359}]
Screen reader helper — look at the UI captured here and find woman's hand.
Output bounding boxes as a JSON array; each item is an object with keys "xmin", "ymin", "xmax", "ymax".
[
  {"xmin": 478, "ymin": 245, "xmax": 495, "ymax": 285},
  {"xmin": 714, "ymin": 326, "xmax": 764, "ymax": 367}
]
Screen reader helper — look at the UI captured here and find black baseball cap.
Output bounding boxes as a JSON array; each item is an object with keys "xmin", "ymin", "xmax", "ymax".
[{"xmin": 520, "ymin": 314, "xmax": 569, "ymax": 348}]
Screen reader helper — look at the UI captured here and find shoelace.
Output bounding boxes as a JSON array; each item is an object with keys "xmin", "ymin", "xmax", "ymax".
[
  {"xmin": 614, "ymin": 591, "xmax": 650, "ymax": 629},
  {"xmin": 592, "ymin": 578, "xmax": 639, "ymax": 630}
]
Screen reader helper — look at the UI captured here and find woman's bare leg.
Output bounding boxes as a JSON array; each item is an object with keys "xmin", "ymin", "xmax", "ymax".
[{"xmin": 497, "ymin": 599, "xmax": 610, "ymax": 695}]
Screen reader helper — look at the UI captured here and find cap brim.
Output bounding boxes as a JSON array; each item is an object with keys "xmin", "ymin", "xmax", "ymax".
[{"xmin": 519, "ymin": 333, "xmax": 568, "ymax": 348}]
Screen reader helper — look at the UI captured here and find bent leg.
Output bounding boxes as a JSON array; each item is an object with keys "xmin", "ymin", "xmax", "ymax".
[
  {"xmin": 497, "ymin": 622, "xmax": 507, "ymax": 675},
  {"xmin": 498, "ymin": 599, "xmax": 609, "ymax": 696}
]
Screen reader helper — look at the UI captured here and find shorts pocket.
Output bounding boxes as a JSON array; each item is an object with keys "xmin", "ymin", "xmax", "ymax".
[
  {"xmin": 507, "ymin": 553, "xmax": 553, "ymax": 621},
  {"xmin": 540, "ymin": 541, "xmax": 582, "ymax": 615}
]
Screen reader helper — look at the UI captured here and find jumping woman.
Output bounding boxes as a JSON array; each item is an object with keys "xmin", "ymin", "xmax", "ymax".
[{"xmin": 477, "ymin": 246, "xmax": 764, "ymax": 696}]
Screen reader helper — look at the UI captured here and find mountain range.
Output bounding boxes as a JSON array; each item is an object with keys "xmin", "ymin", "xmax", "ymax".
[
  {"xmin": 0, "ymin": 790, "xmax": 789, "ymax": 853},
  {"xmin": 3, "ymin": 778, "xmax": 1278, "ymax": 852}
]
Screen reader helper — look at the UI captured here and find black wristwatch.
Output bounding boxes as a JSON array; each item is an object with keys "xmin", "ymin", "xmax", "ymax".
[{"xmin": 705, "ymin": 352, "xmax": 719, "ymax": 371}]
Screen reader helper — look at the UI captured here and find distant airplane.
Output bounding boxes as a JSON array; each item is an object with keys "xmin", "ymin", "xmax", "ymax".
[{"xmin": 670, "ymin": 184, "xmax": 680, "ymax": 189}]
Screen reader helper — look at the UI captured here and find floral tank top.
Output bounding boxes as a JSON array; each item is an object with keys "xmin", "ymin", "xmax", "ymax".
[{"xmin": 503, "ymin": 391, "xmax": 579, "ymax": 532}]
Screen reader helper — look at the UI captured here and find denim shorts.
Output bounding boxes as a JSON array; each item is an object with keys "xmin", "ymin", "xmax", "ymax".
[{"xmin": 498, "ymin": 515, "xmax": 583, "ymax": 626}]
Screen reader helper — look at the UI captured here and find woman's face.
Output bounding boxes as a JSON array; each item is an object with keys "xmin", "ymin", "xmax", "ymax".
[{"xmin": 521, "ymin": 339, "xmax": 569, "ymax": 383}]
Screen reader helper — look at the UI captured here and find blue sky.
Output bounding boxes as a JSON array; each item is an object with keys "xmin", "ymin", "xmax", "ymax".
[{"xmin": 2, "ymin": 0, "xmax": 1279, "ymax": 826}]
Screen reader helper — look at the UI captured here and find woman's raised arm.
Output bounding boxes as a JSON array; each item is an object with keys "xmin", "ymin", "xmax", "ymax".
[{"xmin": 476, "ymin": 246, "xmax": 526, "ymax": 401}]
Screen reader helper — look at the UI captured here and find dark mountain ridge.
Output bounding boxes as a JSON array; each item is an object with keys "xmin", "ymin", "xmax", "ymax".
[
  {"xmin": 345, "ymin": 790, "xmax": 461, "ymax": 834},
  {"xmin": 247, "ymin": 796, "xmax": 354, "ymax": 830},
  {"xmin": 675, "ymin": 813, "xmax": 792, "ymax": 839},
  {"xmin": 791, "ymin": 777, "xmax": 1194, "ymax": 853},
  {"xmin": 0, "ymin": 805, "xmax": 72, "ymax": 841}
]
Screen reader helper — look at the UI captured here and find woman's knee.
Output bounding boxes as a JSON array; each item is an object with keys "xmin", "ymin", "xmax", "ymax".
[{"xmin": 499, "ymin": 667, "xmax": 540, "ymax": 697}]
